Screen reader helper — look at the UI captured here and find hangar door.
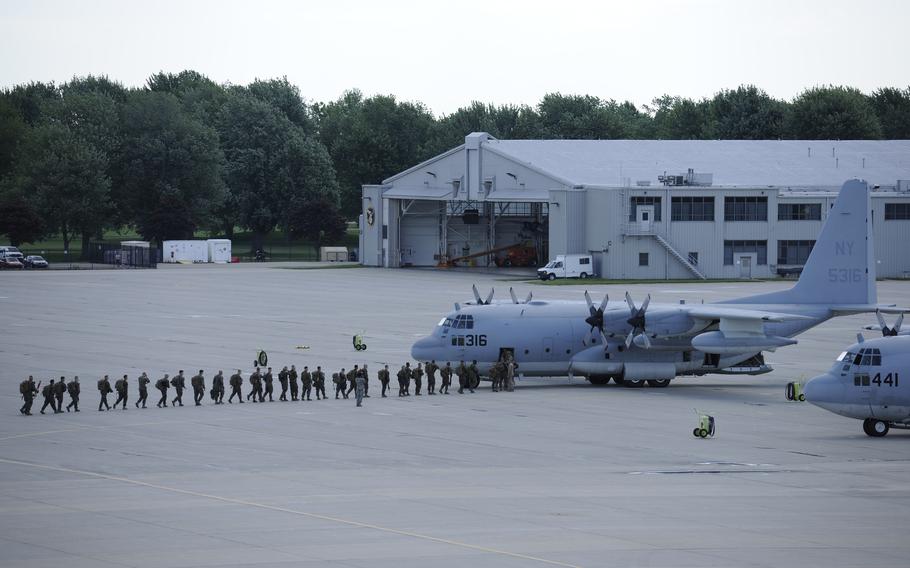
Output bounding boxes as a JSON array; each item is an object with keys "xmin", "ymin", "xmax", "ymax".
[{"xmin": 399, "ymin": 202, "xmax": 440, "ymax": 266}]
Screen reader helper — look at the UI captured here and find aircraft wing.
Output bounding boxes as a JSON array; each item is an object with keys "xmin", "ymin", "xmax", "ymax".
[
  {"xmin": 830, "ymin": 304, "xmax": 910, "ymax": 315},
  {"xmin": 684, "ymin": 306, "xmax": 813, "ymax": 323}
]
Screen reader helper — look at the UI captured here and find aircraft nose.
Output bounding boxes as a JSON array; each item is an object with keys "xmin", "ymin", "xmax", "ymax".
[
  {"xmin": 804, "ymin": 373, "xmax": 845, "ymax": 410},
  {"xmin": 411, "ymin": 336, "xmax": 443, "ymax": 361}
]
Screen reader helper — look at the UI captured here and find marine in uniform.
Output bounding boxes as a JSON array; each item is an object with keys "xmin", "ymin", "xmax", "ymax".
[
  {"xmin": 378, "ymin": 365, "xmax": 390, "ymax": 397},
  {"xmin": 228, "ymin": 370, "xmax": 244, "ymax": 403},
  {"xmin": 212, "ymin": 370, "xmax": 225, "ymax": 404},
  {"xmin": 171, "ymin": 370, "xmax": 186, "ymax": 407},
  {"xmin": 301, "ymin": 366, "xmax": 312, "ymax": 401},
  {"xmin": 456, "ymin": 361, "xmax": 467, "ymax": 394},
  {"xmin": 19, "ymin": 376, "xmax": 38, "ymax": 415},
  {"xmin": 335, "ymin": 368, "xmax": 347, "ymax": 399},
  {"xmin": 467, "ymin": 360, "xmax": 479, "ymax": 393},
  {"xmin": 413, "ymin": 363, "xmax": 423, "ymax": 395},
  {"xmin": 361, "ymin": 364, "xmax": 370, "ymax": 398},
  {"xmin": 263, "ymin": 367, "xmax": 274, "ymax": 402},
  {"xmin": 136, "ymin": 372, "xmax": 150, "ymax": 408},
  {"xmin": 313, "ymin": 366, "xmax": 326, "ymax": 400},
  {"xmin": 98, "ymin": 375, "xmax": 112, "ymax": 411},
  {"xmin": 425, "ymin": 360, "xmax": 438, "ymax": 395},
  {"xmin": 113, "ymin": 375, "xmax": 129, "ymax": 409},
  {"xmin": 354, "ymin": 372, "xmax": 366, "ymax": 407},
  {"xmin": 247, "ymin": 367, "xmax": 261, "ymax": 402},
  {"xmin": 65, "ymin": 376, "xmax": 80, "ymax": 412},
  {"xmin": 41, "ymin": 379, "xmax": 58, "ymax": 414},
  {"xmin": 278, "ymin": 366, "xmax": 289, "ymax": 401},
  {"xmin": 440, "ymin": 362, "xmax": 453, "ymax": 394},
  {"xmin": 156, "ymin": 374, "xmax": 170, "ymax": 407},
  {"xmin": 191, "ymin": 370, "xmax": 205, "ymax": 406},
  {"xmin": 289, "ymin": 364, "xmax": 299, "ymax": 401},
  {"xmin": 345, "ymin": 365, "xmax": 359, "ymax": 398},
  {"xmin": 54, "ymin": 376, "xmax": 66, "ymax": 411}
]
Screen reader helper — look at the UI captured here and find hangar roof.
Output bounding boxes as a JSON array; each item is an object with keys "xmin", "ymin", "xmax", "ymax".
[{"xmin": 485, "ymin": 139, "xmax": 910, "ymax": 189}]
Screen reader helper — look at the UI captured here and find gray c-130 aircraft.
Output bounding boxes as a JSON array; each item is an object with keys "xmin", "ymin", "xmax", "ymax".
[{"xmin": 411, "ymin": 179, "xmax": 904, "ymax": 387}]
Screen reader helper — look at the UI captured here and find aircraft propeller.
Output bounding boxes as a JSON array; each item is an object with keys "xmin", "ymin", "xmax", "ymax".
[
  {"xmin": 624, "ymin": 292, "xmax": 652, "ymax": 349},
  {"xmin": 472, "ymin": 284, "xmax": 495, "ymax": 305},
  {"xmin": 509, "ymin": 287, "xmax": 533, "ymax": 304},
  {"xmin": 583, "ymin": 291, "xmax": 609, "ymax": 345},
  {"xmin": 864, "ymin": 310, "xmax": 906, "ymax": 337}
]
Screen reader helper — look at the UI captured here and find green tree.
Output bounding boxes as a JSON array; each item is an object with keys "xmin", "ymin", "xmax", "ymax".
[
  {"xmin": 218, "ymin": 89, "xmax": 337, "ymax": 250},
  {"xmin": 3, "ymin": 81, "xmax": 58, "ymax": 125},
  {"xmin": 248, "ymin": 77, "xmax": 316, "ymax": 134},
  {"xmin": 116, "ymin": 91, "xmax": 224, "ymax": 247},
  {"xmin": 708, "ymin": 85, "xmax": 786, "ymax": 139},
  {"xmin": 288, "ymin": 195, "xmax": 346, "ymax": 245},
  {"xmin": 647, "ymin": 95, "xmax": 713, "ymax": 139},
  {"xmin": 0, "ymin": 191, "xmax": 46, "ymax": 246},
  {"xmin": 430, "ymin": 101, "xmax": 541, "ymax": 153},
  {"xmin": 317, "ymin": 90, "xmax": 436, "ymax": 217},
  {"xmin": 536, "ymin": 93, "xmax": 626, "ymax": 139},
  {"xmin": 0, "ymin": 96, "xmax": 27, "ymax": 179},
  {"xmin": 786, "ymin": 86, "xmax": 882, "ymax": 139},
  {"xmin": 147, "ymin": 70, "xmax": 227, "ymax": 122},
  {"xmin": 870, "ymin": 87, "xmax": 910, "ymax": 139},
  {"xmin": 10, "ymin": 123, "xmax": 110, "ymax": 254}
]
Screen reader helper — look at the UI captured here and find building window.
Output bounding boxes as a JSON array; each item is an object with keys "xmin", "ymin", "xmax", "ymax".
[
  {"xmin": 724, "ymin": 196, "xmax": 768, "ymax": 221},
  {"xmin": 885, "ymin": 203, "xmax": 910, "ymax": 220},
  {"xmin": 724, "ymin": 240, "xmax": 767, "ymax": 265},
  {"xmin": 777, "ymin": 240, "xmax": 816, "ymax": 265},
  {"xmin": 688, "ymin": 252, "xmax": 699, "ymax": 266},
  {"xmin": 778, "ymin": 203, "xmax": 821, "ymax": 221},
  {"xmin": 629, "ymin": 196, "xmax": 661, "ymax": 221},
  {"xmin": 639, "ymin": 252, "xmax": 649, "ymax": 266},
  {"xmin": 671, "ymin": 196, "xmax": 715, "ymax": 221}
]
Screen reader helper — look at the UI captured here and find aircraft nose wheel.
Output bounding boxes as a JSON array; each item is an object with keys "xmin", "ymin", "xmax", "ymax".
[{"xmin": 863, "ymin": 418, "xmax": 890, "ymax": 437}]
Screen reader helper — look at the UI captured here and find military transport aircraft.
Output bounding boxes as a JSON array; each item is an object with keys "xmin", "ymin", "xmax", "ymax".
[
  {"xmin": 411, "ymin": 179, "xmax": 905, "ymax": 387},
  {"xmin": 805, "ymin": 332, "xmax": 909, "ymax": 437}
]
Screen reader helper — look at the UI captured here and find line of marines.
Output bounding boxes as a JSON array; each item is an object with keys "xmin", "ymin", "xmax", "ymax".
[{"xmin": 17, "ymin": 356, "xmax": 518, "ymax": 415}]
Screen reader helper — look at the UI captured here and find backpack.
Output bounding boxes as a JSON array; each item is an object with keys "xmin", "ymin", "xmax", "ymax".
[
  {"xmin": 19, "ymin": 380, "xmax": 29, "ymax": 394},
  {"xmin": 97, "ymin": 379, "xmax": 105, "ymax": 391},
  {"xmin": 115, "ymin": 379, "xmax": 125, "ymax": 391},
  {"xmin": 156, "ymin": 378, "xmax": 167, "ymax": 390}
]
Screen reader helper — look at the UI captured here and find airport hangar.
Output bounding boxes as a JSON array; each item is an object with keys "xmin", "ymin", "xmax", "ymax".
[{"xmin": 359, "ymin": 134, "xmax": 910, "ymax": 279}]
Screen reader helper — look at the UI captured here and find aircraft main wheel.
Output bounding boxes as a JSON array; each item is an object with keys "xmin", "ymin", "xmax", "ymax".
[
  {"xmin": 647, "ymin": 379, "xmax": 671, "ymax": 388},
  {"xmin": 579, "ymin": 272, "xmax": 588, "ymax": 279},
  {"xmin": 612, "ymin": 377, "xmax": 625, "ymax": 386},
  {"xmin": 548, "ymin": 273, "xmax": 556, "ymax": 281},
  {"xmin": 864, "ymin": 418, "xmax": 890, "ymax": 437},
  {"xmin": 588, "ymin": 376, "xmax": 610, "ymax": 385},
  {"xmin": 624, "ymin": 379, "xmax": 645, "ymax": 388}
]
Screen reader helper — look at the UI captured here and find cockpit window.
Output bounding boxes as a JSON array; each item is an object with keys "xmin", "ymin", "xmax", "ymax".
[
  {"xmin": 439, "ymin": 317, "xmax": 453, "ymax": 328},
  {"xmin": 852, "ymin": 348, "xmax": 882, "ymax": 367},
  {"xmin": 452, "ymin": 314, "xmax": 474, "ymax": 329},
  {"xmin": 836, "ymin": 351, "xmax": 853, "ymax": 362}
]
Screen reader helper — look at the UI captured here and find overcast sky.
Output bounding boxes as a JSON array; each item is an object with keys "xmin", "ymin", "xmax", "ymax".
[{"xmin": 1, "ymin": 0, "xmax": 908, "ymax": 115}]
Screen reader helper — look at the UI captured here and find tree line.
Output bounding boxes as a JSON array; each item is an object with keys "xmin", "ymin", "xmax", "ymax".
[{"xmin": 1, "ymin": 72, "xmax": 908, "ymax": 254}]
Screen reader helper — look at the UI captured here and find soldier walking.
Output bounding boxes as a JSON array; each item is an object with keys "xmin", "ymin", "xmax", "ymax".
[
  {"xmin": 354, "ymin": 370, "xmax": 366, "ymax": 407},
  {"xmin": 335, "ymin": 368, "xmax": 347, "ymax": 399},
  {"xmin": 171, "ymin": 370, "xmax": 186, "ymax": 407},
  {"xmin": 136, "ymin": 372, "xmax": 150, "ymax": 408},
  {"xmin": 313, "ymin": 366, "xmax": 326, "ymax": 400},
  {"xmin": 397, "ymin": 363, "xmax": 410, "ymax": 397},
  {"xmin": 345, "ymin": 365, "xmax": 359, "ymax": 398},
  {"xmin": 98, "ymin": 375, "xmax": 112, "ymax": 411},
  {"xmin": 41, "ymin": 379, "xmax": 59, "ymax": 414},
  {"xmin": 228, "ymin": 370, "xmax": 244, "ymax": 403},
  {"xmin": 378, "ymin": 365, "xmax": 390, "ymax": 397},
  {"xmin": 156, "ymin": 374, "xmax": 170, "ymax": 407},
  {"xmin": 456, "ymin": 361, "xmax": 467, "ymax": 394},
  {"xmin": 263, "ymin": 367, "xmax": 275, "ymax": 402},
  {"xmin": 54, "ymin": 376, "xmax": 66, "ymax": 411},
  {"xmin": 289, "ymin": 364, "xmax": 299, "ymax": 401},
  {"xmin": 490, "ymin": 361, "xmax": 502, "ymax": 392},
  {"xmin": 191, "ymin": 370, "xmax": 205, "ymax": 406},
  {"xmin": 278, "ymin": 366, "xmax": 289, "ymax": 401},
  {"xmin": 413, "ymin": 363, "xmax": 424, "ymax": 395},
  {"xmin": 247, "ymin": 367, "xmax": 261, "ymax": 402},
  {"xmin": 113, "ymin": 374, "xmax": 129, "ymax": 409},
  {"xmin": 440, "ymin": 362, "xmax": 453, "ymax": 394},
  {"xmin": 468, "ymin": 360, "xmax": 479, "ymax": 393},
  {"xmin": 505, "ymin": 356, "xmax": 518, "ymax": 392},
  {"xmin": 426, "ymin": 360, "xmax": 438, "ymax": 395},
  {"xmin": 361, "ymin": 364, "xmax": 370, "ymax": 398},
  {"xmin": 65, "ymin": 376, "xmax": 80, "ymax": 412},
  {"xmin": 212, "ymin": 370, "xmax": 225, "ymax": 404},
  {"xmin": 20, "ymin": 376, "xmax": 39, "ymax": 415},
  {"xmin": 301, "ymin": 366, "xmax": 312, "ymax": 401}
]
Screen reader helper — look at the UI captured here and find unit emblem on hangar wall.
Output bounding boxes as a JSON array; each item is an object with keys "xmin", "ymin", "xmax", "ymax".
[{"xmin": 366, "ymin": 207, "xmax": 375, "ymax": 226}]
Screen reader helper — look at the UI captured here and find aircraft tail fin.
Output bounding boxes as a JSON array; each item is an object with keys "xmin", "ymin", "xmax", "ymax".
[{"xmin": 732, "ymin": 179, "xmax": 876, "ymax": 306}]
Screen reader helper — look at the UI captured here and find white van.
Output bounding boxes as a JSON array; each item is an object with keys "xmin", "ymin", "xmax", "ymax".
[{"xmin": 537, "ymin": 254, "xmax": 594, "ymax": 280}]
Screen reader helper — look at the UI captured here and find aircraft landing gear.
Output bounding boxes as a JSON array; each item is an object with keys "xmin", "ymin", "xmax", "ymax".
[
  {"xmin": 623, "ymin": 379, "xmax": 645, "ymax": 388},
  {"xmin": 863, "ymin": 418, "xmax": 890, "ymax": 437},
  {"xmin": 647, "ymin": 379, "xmax": 671, "ymax": 388},
  {"xmin": 588, "ymin": 376, "xmax": 610, "ymax": 386}
]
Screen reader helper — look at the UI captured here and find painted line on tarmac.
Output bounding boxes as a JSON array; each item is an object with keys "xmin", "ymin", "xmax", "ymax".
[{"xmin": 0, "ymin": 457, "xmax": 582, "ymax": 568}]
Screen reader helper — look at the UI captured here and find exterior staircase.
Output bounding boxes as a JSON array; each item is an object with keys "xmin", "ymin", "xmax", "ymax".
[{"xmin": 654, "ymin": 234, "xmax": 707, "ymax": 279}]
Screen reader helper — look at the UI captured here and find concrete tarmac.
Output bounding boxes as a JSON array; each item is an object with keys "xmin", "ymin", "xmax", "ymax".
[{"xmin": 1, "ymin": 265, "xmax": 909, "ymax": 567}]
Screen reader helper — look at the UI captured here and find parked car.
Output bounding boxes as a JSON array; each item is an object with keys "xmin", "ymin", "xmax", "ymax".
[
  {"xmin": 24, "ymin": 255, "xmax": 49, "ymax": 269},
  {"xmin": 0, "ymin": 255, "xmax": 24, "ymax": 269}
]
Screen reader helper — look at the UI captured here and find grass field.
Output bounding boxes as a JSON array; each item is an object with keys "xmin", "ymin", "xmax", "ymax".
[
  {"xmin": 11, "ymin": 225, "xmax": 360, "ymax": 263},
  {"xmin": 528, "ymin": 277, "xmax": 775, "ymax": 285}
]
